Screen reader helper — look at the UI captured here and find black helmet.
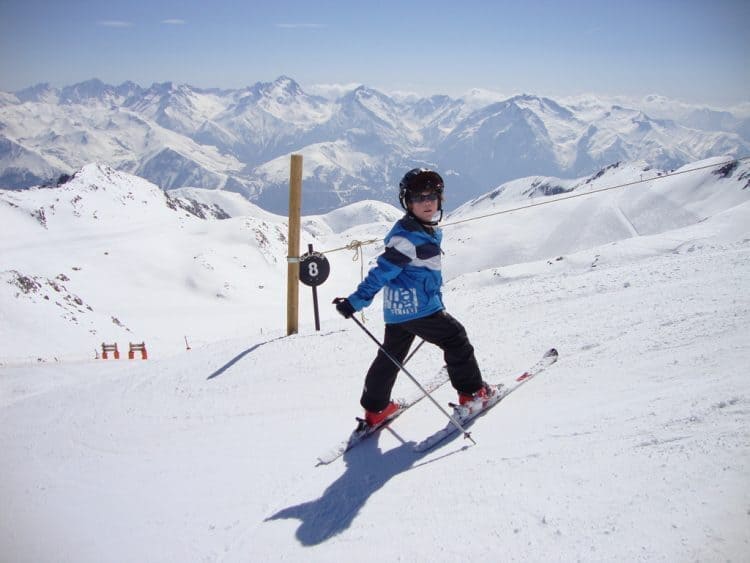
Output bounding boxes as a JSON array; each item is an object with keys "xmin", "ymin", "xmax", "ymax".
[{"xmin": 398, "ymin": 168, "xmax": 444, "ymax": 210}]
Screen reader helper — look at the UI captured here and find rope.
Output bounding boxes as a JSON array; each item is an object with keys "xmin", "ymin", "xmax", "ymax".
[
  {"xmin": 320, "ymin": 237, "xmax": 380, "ymax": 256},
  {"xmin": 315, "ymin": 156, "xmax": 748, "ymax": 250},
  {"xmin": 346, "ymin": 239, "xmax": 376, "ymax": 280},
  {"xmin": 441, "ymin": 156, "xmax": 749, "ymax": 228},
  {"xmin": 321, "ymin": 238, "xmax": 380, "ymax": 322}
]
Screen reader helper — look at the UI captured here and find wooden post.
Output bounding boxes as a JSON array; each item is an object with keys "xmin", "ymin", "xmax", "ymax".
[{"xmin": 287, "ymin": 154, "xmax": 303, "ymax": 335}]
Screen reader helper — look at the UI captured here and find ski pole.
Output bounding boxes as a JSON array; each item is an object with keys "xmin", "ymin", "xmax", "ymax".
[
  {"xmin": 403, "ymin": 337, "xmax": 426, "ymax": 364},
  {"xmin": 349, "ymin": 315, "xmax": 476, "ymax": 445}
]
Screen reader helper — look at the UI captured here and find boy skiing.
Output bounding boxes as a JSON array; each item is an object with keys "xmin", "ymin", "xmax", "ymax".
[{"xmin": 333, "ymin": 168, "xmax": 495, "ymax": 427}]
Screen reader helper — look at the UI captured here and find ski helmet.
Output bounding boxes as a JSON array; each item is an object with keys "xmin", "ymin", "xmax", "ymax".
[{"xmin": 398, "ymin": 168, "xmax": 444, "ymax": 211}]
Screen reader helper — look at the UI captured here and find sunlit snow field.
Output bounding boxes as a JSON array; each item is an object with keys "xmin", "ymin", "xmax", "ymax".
[{"xmin": 1, "ymin": 159, "xmax": 748, "ymax": 561}]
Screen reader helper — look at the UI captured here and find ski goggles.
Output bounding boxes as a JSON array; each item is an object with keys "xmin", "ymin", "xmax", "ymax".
[{"xmin": 409, "ymin": 192, "xmax": 440, "ymax": 203}]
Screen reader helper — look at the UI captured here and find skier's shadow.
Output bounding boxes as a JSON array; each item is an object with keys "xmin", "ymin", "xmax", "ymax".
[{"xmin": 265, "ymin": 428, "xmax": 465, "ymax": 546}]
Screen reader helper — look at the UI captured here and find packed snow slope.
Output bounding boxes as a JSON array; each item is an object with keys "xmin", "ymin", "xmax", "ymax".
[{"xmin": 1, "ymin": 157, "xmax": 749, "ymax": 562}]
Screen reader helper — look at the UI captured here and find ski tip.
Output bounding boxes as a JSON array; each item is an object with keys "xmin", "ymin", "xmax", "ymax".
[{"xmin": 545, "ymin": 348, "xmax": 559, "ymax": 358}]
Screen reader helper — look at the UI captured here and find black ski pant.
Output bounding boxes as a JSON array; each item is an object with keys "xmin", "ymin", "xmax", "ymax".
[{"xmin": 360, "ymin": 310, "xmax": 483, "ymax": 412}]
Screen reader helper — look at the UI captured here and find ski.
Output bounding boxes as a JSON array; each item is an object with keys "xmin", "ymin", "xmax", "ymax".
[
  {"xmin": 315, "ymin": 367, "xmax": 451, "ymax": 466},
  {"xmin": 414, "ymin": 348, "xmax": 559, "ymax": 453}
]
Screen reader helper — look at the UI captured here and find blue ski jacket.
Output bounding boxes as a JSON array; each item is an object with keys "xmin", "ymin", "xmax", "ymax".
[{"xmin": 347, "ymin": 214, "xmax": 444, "ymax": 323}]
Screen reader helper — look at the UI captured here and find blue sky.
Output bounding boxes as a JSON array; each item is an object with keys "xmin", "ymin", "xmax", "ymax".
[{"xmin": 0, "ymin": 0, "xmax": 747, "ymax": 106}]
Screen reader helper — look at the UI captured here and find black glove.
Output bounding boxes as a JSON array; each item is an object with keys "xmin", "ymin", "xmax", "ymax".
[{"xmin": 333, "ymin": 297, "xmax": 355, "ymax": 319}]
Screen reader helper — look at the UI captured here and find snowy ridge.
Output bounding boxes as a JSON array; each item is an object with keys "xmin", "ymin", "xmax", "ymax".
[
  {"xmin": 0, "ymin": 157, "xmax": 748, "ymax": 561},
  {"xmin": 442, "ymin": 157, "xmax": 750, "ymax": 275},
  {"xmin": 2, "ymin": 77, "xmax": 748, "ymax": 213}
]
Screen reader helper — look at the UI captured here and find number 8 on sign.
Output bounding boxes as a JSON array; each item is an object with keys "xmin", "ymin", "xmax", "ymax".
[
  {"xmin": 298, "ymin": 252, "xmax": 330, "ymax": 287},
  {"xmin": 308, "ymin": 261, "xmax": 319, "ymax": 278}
]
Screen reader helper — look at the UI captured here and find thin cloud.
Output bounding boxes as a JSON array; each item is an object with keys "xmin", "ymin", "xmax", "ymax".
[
  {"xmin": 275, "ymin": 23, "xmax": 326, "ymax": 29},
  {"xmin": 307, "ymin": 82, "xmax": 362, "ymax": 99},
  {"xmin": 162, "ymin": 19, "xmax": 186, "ymax": 25},
  {"xmin": 97, "ymin": 20, "xmax": 133, "ymax": 28}
]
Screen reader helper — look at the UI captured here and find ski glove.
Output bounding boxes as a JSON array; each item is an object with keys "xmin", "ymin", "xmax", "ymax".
[{"xmin": 333, "ymin": 297, "xmax": 355, "ymax": 319}]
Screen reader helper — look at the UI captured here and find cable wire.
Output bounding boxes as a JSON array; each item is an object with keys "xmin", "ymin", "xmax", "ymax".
[{"xmin": 317, "ymin": 155, "xmax": 748, "ymax": 252}]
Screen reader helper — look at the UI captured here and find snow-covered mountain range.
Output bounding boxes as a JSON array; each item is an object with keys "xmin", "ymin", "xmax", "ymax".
[{"xmin": 2, "ymin": 77, "xmax": 749, "ymax": 213}]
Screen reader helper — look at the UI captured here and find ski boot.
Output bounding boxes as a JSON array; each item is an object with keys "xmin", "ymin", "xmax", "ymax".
[{"xmin": 364, "ymin": 401, "xmax": 400, "ymax": 427}]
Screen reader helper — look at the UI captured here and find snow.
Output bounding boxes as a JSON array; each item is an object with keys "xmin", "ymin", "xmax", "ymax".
[
  {"xmin": 4, "ymin": 78, "xmax": 748, "ymax": 215},
  {"xmin": 1, "ymin": 158, "xmax": 749, "ymax": 562},
  {"xmin": 253, "ymin": 141, "xmax": 376, "ymax": 185},
  {"xmin": 168, "ymin": 186, "xmax": 276, "ymax": 220}
]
